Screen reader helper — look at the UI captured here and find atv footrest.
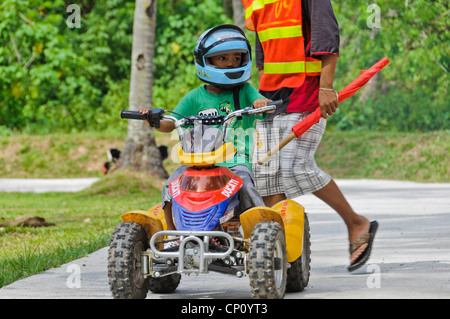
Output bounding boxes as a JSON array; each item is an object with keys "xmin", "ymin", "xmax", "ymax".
[{"xmin": 208, "ymin": 262, "xmax": 244, "ymax": 277}]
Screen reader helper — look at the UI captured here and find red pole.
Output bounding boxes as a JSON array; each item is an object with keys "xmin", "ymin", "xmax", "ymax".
[
  {"xmin": 258, "ymin": 57, "xmax": 390, "ymax": 165},
  {"xmin": 292, "ymin": 57, "xmax": 390, "ymax": 137}
]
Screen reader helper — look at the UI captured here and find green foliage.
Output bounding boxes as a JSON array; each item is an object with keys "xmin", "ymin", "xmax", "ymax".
[
  {"xmin": 0, "ymin": 0, "xmax": 135, "ymax": 133},
  {"xmin": 153, "ymin": 0, "xmax": 231, "ymax": 109},
  {"xmin": 0, "ymin": 0, "xmax": 447, "ymax": 133},
  {"xmin": 0, "ymin": 0, "xmax": 230, "ymax": 133},
  {"xmin": 330, "ymin": 0, "xmax": 449, "ymax": 131}
]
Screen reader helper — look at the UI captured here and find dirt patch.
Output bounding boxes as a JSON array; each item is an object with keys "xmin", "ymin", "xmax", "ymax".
[
  {"xmin": 0, "ymin": 141, "xmax": 21, "ymax": 164},
  {"xmin": 0, "ymin": 215, "xmax": 55, "ymax": 227}
]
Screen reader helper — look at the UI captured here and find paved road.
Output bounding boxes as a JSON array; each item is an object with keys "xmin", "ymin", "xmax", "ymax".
[
  {"xmin": 1, "ymin": 179, "xmax": 449, "ymax": 299},
  {"xmin": 0, "ymin": 178, "xmax": 99, "ymax": 193}
]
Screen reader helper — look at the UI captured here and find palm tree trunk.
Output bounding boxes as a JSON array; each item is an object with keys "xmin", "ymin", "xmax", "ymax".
[
  {"xmin": 116, "ymin": 0, "xmax": 168, "ymax": 179},
  {"xmin": 232, "ymin": 0, "xmax": 245, "ymax": 30}
]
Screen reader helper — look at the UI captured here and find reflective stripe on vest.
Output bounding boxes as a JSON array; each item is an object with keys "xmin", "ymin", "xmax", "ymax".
[
  {"xmin": 242, "ymin": 0, "xmax": 322, "ymax": 90},
  {"xmin": 264, "ymin": 60, "xmax": 322, "ymax": 75},
  {"xmin": 244, "ymin": 0, "xmax": 279, "ymax": 21},
  {"xmin": 257, "ymin": 25, "xmax": 302, "ymax": 43},
  {"xmin": 306, "ymin": 60, "xmax": 322, "ymax": 74}
]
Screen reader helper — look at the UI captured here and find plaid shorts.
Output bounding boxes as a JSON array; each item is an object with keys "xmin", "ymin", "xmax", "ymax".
[{"xmin": 252, "ymin": 112, "xmax": 331, "ymax": 198}]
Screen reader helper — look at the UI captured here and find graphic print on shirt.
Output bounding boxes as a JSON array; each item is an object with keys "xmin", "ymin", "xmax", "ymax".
[
  {"xmin": 197, "ymin": 101, "xmax": 233, "ymax": 117},
  {"xmin": 198, "ymin": 108, "xmax": 219, "ymax": 116},
  {"xmin": 219, "ymin": 101, "xmax": 232, "ymax": 114}
]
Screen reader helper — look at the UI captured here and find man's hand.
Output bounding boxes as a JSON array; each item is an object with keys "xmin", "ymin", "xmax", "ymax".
[
  {"xmin": 319, "ymin": 54, "xmax": 339, "ymax": 119},
  {"xmin": 318, "ymin": 89, "xmax": 338, "ymax": 119}
]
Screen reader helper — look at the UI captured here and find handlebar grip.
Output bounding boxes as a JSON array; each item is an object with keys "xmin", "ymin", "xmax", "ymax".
[
  {"xmin": 267, "ymin": 99, "xmax": 284, "ymax": 109},
  {"xmin": 120, "ymin": 110, "xmax": 147, "ymax": 120}
]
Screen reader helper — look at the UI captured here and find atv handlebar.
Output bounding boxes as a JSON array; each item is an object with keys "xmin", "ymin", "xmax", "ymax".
[
  {"xmin": 120, "ymin": 100, "xmax": 283, "ymax": 126},
  {"xmin": 120, "ymin": 110, "xmax": 147, "ymax": 120},
  {"xmin": 120, "ymin": 100, "xmax": 283, "ymax": 138},
  {"xmin": 121, "ymin": 108, "xmax": 165, "ymax": 128},
  {"xmin": 223, "ymin": 99, "xmax": 283, "ymax": 122}
]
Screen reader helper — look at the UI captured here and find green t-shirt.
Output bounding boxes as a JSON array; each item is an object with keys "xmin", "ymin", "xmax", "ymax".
[{"xmin": 172, "ymin": 83, "xmax": 265, "ymax": 171}]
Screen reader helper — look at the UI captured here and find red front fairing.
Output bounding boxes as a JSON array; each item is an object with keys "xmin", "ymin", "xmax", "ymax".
[{"xmin": 169, "ymin": 166, "xmax": 243, "ymax": 212}]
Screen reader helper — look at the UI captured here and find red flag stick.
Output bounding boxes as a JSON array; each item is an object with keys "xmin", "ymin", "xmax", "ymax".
[{"xmin": 258, "ymin": 57, "xmax": 390, "ymax": 165}]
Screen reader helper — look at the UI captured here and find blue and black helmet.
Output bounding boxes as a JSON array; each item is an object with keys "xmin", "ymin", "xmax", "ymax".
[{"xmin": 194, "ymin": 24, "xmax": 252, "ymax": 88}]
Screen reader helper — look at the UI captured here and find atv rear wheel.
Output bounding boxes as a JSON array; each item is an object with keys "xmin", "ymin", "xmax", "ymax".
[
  {"xmin": 108, "ymin": 221, "xmax": 149, "ymax": 299},
  {"xmin": 248, "ymin": 221, "xmax": 287, "ymax": 299},
  {"xmin": 286, "ymin": 213, "xmax": 311, "ymax": 292}
]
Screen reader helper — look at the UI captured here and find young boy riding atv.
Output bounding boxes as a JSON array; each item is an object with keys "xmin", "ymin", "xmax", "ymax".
[{"xmin": 108, "ymin": 25, "xmax": 311, "ymax": 299}]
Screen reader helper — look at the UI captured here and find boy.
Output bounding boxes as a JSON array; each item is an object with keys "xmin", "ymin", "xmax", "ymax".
[{"xmin": 139, "ymin": 25, "xmax": 270, "ymax": 230}]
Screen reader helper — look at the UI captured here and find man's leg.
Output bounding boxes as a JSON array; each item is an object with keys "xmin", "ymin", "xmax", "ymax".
[
  {"xmin": 271, "ymin": 114, "xmax": 372, "ymax": 266},
  {"xmin": 312, "ymin": 179, "xmax": 370, "ymax": 264},
  {"xmin": 164, "ymin": 202, "xmax": 176, "ymax": 230},
  {"xmin": 262, "ymin": 193, "xmax": 286, "ymax": 207},
  {"xmin": 253, "ymin": 118, "xmax": 286, "ymax": 206}
]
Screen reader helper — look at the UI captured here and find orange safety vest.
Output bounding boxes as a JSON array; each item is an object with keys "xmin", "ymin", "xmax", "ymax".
[{"xmin": 242, "ymin": 0, "xmax": 322, "ymax": 91}]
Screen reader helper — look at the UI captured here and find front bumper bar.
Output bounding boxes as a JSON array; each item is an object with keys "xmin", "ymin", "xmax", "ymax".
[{"xmin": 149, "ymin": 230, "xmax": 235, "ymax": 275}]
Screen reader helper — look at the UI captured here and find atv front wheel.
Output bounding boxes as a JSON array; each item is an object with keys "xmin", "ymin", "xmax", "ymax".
[
  {"xmin": 148, "ymin": 273, "xmax": 181, "ymax": 294},
  {"xmin": 248, "ymin": 221, "xmax": 287, "ymax": 299},
  {"xmin": 108, "ymin": 221, "xmax": 149, "ymax": 299}
]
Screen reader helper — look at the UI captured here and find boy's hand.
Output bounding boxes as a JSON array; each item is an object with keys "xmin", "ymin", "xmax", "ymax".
[
  {"xmin": 138, "ymin": 108, "xmax": 149, "ymax": 115},
  {"xmin": 138, "ymin": 108, "xmax": 150, "ymax": 126},
  {"xmin": 253, "ymin": 98, "xmax": 273, "ymax": 113},
  {"xmin": 138, "ymin": 108, "xmax": 174, "ymax": 132}
]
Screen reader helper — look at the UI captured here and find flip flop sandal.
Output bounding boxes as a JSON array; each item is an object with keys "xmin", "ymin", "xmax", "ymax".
[{"xmin": 348, "ymin": 220, "xmax": 378, "ymax": 272}]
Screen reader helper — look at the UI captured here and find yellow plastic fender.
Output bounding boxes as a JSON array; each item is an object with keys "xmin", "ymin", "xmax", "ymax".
[
  {"xmin": 146, "ymin": 203, "xmax": 167, "ymax": 231},
  {"xmin": 239, "ymin": 206, "xmax": 285, "ymax": 239},
  {"xmin": 176, "ymin": 142, "xmax": 236, "ymax": 166},
  {"xmin": 271, "ymin": 200, "xmax": 305, "ymax": 262},
  {"xmin": 120, "ymin": 204, "xmax": 167, "ymax": 249}
]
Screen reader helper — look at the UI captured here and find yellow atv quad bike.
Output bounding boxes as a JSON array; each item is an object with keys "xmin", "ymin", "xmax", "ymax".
[{"xmin": 108, "ymin": 102, "xmax": 311, "ymax": 299}]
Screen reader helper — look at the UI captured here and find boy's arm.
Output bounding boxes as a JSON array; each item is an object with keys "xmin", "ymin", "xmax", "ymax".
[{"xmin": 156, "ymin": 121, "xmax": 175, "ymax": 133}]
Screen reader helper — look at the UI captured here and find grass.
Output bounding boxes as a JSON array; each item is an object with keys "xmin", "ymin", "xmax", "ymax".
[
  {"xmin": 0, "ymin": 170, "xmax": 163, "ymax": 288},
  {"xmin": 0, "ymin": 129, "xmax": 448, "ymax": 288},
  {"xmin": 316, "ymin": 130, "xmax": 449, "ymax": 182},
  {"xmin": 0, "ymin": 131, "xmax": 125, "ymax": 178},
  {"xmin": 0, "ymin": 130, "xmax": 179, "ymax": 178}
]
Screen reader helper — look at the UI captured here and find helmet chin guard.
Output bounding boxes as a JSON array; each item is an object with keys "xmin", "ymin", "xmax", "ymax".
[{"xmin": 194, "ymin": 24, "xmax": 252, "ymax": 88}]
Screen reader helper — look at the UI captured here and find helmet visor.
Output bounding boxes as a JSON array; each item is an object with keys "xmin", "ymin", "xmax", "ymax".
[{"xmin": 204, "ymin": 49, "xmax": 250, "ymax": 68}]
